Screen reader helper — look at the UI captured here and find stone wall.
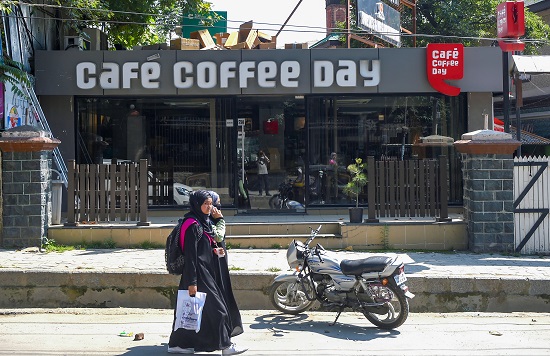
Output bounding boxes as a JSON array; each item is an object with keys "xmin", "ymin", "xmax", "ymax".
[
  {"xmin": 1, "ymin": 151, "xmax": 52, "ymax": 248},
  {"xmin": 461, "ymin": 153, "xmax": 515, "ymax": 252}
]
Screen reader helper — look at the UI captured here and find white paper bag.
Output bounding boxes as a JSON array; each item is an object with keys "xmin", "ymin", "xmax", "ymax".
[{"xmin": 174, "ymin": 290, "xmax": 207, "ymax": 333}]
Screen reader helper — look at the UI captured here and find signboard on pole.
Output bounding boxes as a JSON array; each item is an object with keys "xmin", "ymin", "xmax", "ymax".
[{"xmin": 497, "ymin": 1, "xmax": 525, "ymax": 52}]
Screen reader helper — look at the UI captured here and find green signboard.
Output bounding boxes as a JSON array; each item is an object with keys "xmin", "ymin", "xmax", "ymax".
[{"xmin": 182, "ymin": 11, "xmax": 227, "ymax": 38}]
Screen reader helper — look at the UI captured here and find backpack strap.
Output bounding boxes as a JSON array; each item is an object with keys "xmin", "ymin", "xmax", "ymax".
[{"xmin": 179, "ymin": 218, "xmax": 215, "ymax": 252}]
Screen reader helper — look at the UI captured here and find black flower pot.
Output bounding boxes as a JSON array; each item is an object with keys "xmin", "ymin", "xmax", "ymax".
[{"xmin": 349, "ymin": 207, "xmax": 363, "ymax": 223}]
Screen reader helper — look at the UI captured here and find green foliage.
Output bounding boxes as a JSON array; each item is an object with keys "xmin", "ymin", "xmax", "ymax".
[
  {"xmin": 42, "ymin": 239, "xmax": 75, "ymax": 253},
  {"xmin": 406, "ymin": 0, "xmax": 550, "ymax": 54},
  {"xmin": 51, "ymin": 0, "xmax": 216, "ymax": 49},
  {"xmin": 137, "ymin": 241, "xmax": 164, "ymax": 249},
  {"xmin": 0, "ymin": 55, "xmax": 32, "ymax": 99},
  {"xmin": 343, "ymin": 158, "xmax": 367, "ymax": 208},
  {"xmin": 341, "ymin": 0, "xmax": 550, "ymax": 54}
]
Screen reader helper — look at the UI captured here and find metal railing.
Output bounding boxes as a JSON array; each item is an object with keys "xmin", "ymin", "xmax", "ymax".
[{"xmin": 25, "ymin": 85, "xmax": 69, "ymax": 187}]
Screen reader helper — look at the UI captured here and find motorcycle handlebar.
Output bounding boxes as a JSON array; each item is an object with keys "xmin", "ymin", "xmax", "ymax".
[{"xmin": 304, "ymin": 225, "xmax": 323, "ymax": 246}]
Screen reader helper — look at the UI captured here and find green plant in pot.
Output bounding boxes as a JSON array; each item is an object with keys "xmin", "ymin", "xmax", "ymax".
[{"xmin": 343, "ymin": 158, "xmax": 367, "ymax": 223}]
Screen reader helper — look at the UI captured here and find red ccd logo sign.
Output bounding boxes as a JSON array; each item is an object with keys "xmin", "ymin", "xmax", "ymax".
[{"xmin": 426, "ymin": 43, "xmax": 464, "ymax": 96}]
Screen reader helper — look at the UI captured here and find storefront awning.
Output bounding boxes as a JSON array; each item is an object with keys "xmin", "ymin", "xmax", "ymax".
[{"xmin": 512, "ymin": 55, "xmax": 550, "ymax": 74}]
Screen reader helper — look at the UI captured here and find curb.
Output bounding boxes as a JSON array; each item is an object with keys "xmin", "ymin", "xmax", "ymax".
[{"xmin": 1, "ymin": 270, "xmax": 549, "ymax": 312}]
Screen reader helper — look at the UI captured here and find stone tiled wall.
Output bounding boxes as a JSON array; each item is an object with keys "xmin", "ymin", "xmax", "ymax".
[
  {"xmin": 2, "ymin": 151, "xmax": 52, "ymax": 248},
  {"xmin": 461, "ymin": 153, "xmax": 515, "ymax": 252}
]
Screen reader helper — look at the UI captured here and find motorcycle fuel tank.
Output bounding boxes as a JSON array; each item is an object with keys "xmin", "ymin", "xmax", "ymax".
[{"xmin": 307, "ymin": 252, "xmax": 356, "ymax": 289}]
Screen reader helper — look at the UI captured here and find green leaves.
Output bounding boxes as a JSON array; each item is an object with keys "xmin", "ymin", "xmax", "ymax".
[
  {"xmin": 50, "ymin": 0, "xmax": 214, "ymax": 48},
  {"xmin": 343, "ymin": 158, "xmax": 368, "ymax": 208},
  {"xmin": 0, "ymin": 55, "xmax": 32, "ymax": 99}
]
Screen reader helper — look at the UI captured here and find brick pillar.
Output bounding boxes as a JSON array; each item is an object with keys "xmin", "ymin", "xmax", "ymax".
[
  {"xmin": 326, "ymin": 0, "xmax": 346, "ymax": 34},
  {"xmin": 0, "ymin": 126, "xmax": 60, "ymax": 248},
  {"xmin": 454, "ymin": 130, "xmax": 520, "ymax": 253}
]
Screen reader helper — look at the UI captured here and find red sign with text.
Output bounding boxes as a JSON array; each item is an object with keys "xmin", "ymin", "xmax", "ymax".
[
  {"xmin": 426, "ymin": 43, "xmax": 464, "ymax": 97},
  {"xmin": 497, "ymin": 1, "xmax": 525, "ymax": 38}
]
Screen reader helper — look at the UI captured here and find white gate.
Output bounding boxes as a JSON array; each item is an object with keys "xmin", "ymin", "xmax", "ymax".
[{"xmin": 514, "ymin": 156, "xmax": 550, "ymax": 254}]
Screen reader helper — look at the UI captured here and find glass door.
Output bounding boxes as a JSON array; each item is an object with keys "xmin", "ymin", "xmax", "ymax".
[{"xmin": 236, "ymin": 96, "xmax": 306, "ymax": 211}]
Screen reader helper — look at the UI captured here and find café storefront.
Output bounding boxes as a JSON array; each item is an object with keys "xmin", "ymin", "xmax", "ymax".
[{"xmin": 34, "ymin": 46, "xmax": 502, "ymax": 213}]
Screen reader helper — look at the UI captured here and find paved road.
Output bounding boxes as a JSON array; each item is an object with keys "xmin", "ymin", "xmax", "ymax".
[{"xmin": 0, "ymin": 309, "xmax": 549, "ymax": 355}]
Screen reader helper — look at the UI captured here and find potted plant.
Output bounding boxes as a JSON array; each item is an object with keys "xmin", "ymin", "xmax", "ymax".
[{"xmin": 343, "ymin": 158, "xmax": 367, "ymax": 223}]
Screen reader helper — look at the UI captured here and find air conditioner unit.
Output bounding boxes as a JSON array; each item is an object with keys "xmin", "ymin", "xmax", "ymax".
[
  {"xmin": 82, "ymin": 28, "xmax": 108, "ymax": 50},
  {"xmin": 64, "ymin": 36, "xmax": 91, "ymax": 51}
]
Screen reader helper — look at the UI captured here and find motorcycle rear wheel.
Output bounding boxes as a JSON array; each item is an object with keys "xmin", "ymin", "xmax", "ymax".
[
  {"xmin": 269, "ymin": 281, "xmax": 316, "ymax": 314},
  {"xmin": 361, "ymin": 282, "xmax": 409, "ymax": 330}
]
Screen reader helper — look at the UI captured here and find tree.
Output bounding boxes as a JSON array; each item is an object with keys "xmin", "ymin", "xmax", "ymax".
[
  {"xmin": 341, "ymin": 0, "xmax": 550, "ymax": 54},
  {"xmin": 402, "ymin": 0, "xmax": 550, "ymax": 54},
  {"xmin": 53, "ymin": 0, "xmax": 216, "ymax": 49}
]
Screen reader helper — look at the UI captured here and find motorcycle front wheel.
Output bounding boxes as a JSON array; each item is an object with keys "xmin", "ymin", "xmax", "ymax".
[
  {"xmin": 361, "ymin": 282, "xmax": 409, "ymax": 330},
  {"xmin": 269, "ymin": 280, "xmax": 316, "ymax": 314}
]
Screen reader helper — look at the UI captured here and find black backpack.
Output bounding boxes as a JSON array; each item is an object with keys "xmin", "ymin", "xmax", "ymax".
[
  {"xmin": 165, "ymin": 219, "xmax": 185, "ymax": 275},
  {"xmin": 165, "ymin": 218, "xmax": 205, "ymax": 275}
]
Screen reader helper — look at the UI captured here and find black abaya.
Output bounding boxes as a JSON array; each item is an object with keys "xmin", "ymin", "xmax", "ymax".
[{"xmin": 168, "ymin": 222, "xmax": 243, "ymax": 352}]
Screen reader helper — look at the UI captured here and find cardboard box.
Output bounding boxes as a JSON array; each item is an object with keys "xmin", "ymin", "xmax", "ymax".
[
  {"xmin": 214, "ymin": 33, "xmax": 230, "ymax": 46},
  {"xmin": 229, "ymin": 42, "xmax": 247, "ymax": 50},
  {"xmin": 285, "ymin": 43, "xmax": 308, "ymax": 49},
  {"xmin": 224, "ymin": 32, "xmax": 239, "ymax": 47},
  {"xmin": 190, "ymin": 29, "xmax": 215, "ymax": 48},
  {"xmin": 257, "ymin": 31, "xmax": 273, "ymax": 43},
  {"xmin": 258, "ymin": 42, "xmax": 276, "ymax": 49},
  {"xmin": 244, "ymin": 30, "xmax": 260, "ymax": 49},
  {"xmin": 239, "ymin": 21, "xmax": 254, "ymax": 42},
  {"xmin": 170, "ymin": 38, "xmax": 200, "ymax": 50}
]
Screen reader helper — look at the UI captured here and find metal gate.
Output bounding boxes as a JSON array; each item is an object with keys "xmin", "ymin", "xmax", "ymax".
[{"xmin": 514, "ymin": 157, "xmax": 550, "ymax": 254}]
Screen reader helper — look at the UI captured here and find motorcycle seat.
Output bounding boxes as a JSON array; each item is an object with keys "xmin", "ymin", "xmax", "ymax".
[{"xmin": 340, "ymin": 256, "xmax": 392, "ymax": 276}]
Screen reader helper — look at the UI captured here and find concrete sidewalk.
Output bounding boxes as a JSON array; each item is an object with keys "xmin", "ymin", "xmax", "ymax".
[
  {"xmin": 1, "ymin": 247, "xmax": 550, "ymax": 279},
  {"xmin": 1, "ymin": 248, "xmax": 550, "ymax": 312}
]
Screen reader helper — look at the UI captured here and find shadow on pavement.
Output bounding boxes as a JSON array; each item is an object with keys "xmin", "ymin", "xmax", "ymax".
[{"xmin": 250, "ymin": 312, "xmax": 400, "ymax": 341}]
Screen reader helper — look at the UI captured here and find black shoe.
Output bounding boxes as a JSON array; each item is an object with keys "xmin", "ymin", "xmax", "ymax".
[{"xmin": 266, "ymin": 193, "xmax": 272, "ymax": 196}]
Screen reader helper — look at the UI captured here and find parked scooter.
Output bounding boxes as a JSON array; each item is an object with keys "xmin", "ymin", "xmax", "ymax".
[{"xmin": 269, "ymin": 225, "xmax": 414, "ymax": 329}]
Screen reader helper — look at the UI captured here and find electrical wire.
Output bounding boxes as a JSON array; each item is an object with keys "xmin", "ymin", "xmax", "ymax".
[{"xmin": 2, "ymin": 0, "xmax": 549, "ymax": 45}]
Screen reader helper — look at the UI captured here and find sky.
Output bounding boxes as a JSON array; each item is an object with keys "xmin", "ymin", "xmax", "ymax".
[{"xmin": 208, "ymin": 0, "xmax": 328, "ymax": 48}]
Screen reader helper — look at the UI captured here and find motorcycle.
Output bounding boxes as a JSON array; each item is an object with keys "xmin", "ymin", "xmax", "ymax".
[
  {"xmin": 268, "ymin": 179, "xmax": 302, "ymax": 209},
  {"xmin": 269, "ymin": 225, "xmax": 414, "ymax": 329}
]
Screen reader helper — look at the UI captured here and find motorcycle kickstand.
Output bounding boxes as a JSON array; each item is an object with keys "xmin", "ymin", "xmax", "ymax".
[{"xmin": 329, "ymin": 307, "xmax": 345, "ymax": 326}]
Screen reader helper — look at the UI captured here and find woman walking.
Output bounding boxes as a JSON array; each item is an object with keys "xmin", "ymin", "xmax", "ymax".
[{"xmin": 168, "ymin": 190, "xmax": 246, "ymax": 355}]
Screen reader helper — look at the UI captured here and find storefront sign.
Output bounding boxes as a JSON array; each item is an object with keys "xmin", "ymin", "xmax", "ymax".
[
  {"xmin": 426, "ymin": 43, "xmax": 464, "ymax": 96},
  {"xmin": 35, "ymin": 47, "xmax": 505, "ymax": 96},
  {"xmin": 497, "ymin": 1, "xmax": 525, "ymax": 38},
  {"xmin": 75, "ymin": 59, "xmax": 381, "ymax": 91}
]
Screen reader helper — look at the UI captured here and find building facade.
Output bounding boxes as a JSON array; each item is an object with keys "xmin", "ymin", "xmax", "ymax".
[{"xmin": 34, "ymin": 46, "xmax": 502, "ymax": 213}]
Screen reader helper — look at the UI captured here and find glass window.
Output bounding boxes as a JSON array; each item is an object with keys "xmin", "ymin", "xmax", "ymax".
[
  {"xmin": 75, "ymin": 97, "xmax": 232, "ymax": 208},
  {"xmin": 308, "ymin": 95, "xmax": 466, "ymax": 206}
]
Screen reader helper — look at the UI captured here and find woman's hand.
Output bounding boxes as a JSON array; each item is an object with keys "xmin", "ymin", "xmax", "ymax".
[
  {"xmin": 212, "ymin": 207, "xmax": 223, "ymax": 219},
  {"xmin": 188, "ymin": 285, "xmax": 197, "ymax": 297}
]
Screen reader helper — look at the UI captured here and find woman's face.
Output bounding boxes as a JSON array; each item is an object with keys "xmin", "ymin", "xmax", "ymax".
[{"xmin": 201, "ymin": 198, "xmax": 213, "ymax": 215}]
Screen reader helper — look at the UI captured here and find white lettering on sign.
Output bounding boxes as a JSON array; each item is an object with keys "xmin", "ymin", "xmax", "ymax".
[
  {"xmin": 76, "ymin": 59, "xmax": 381, "ymax": 90},
  {"xmin": 313, "ymin": 60, "xmax": 380, "ymax": 87},
  {"xmin": 430, "ymin": 48, "xmax": 461, "ymax": 76}
]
